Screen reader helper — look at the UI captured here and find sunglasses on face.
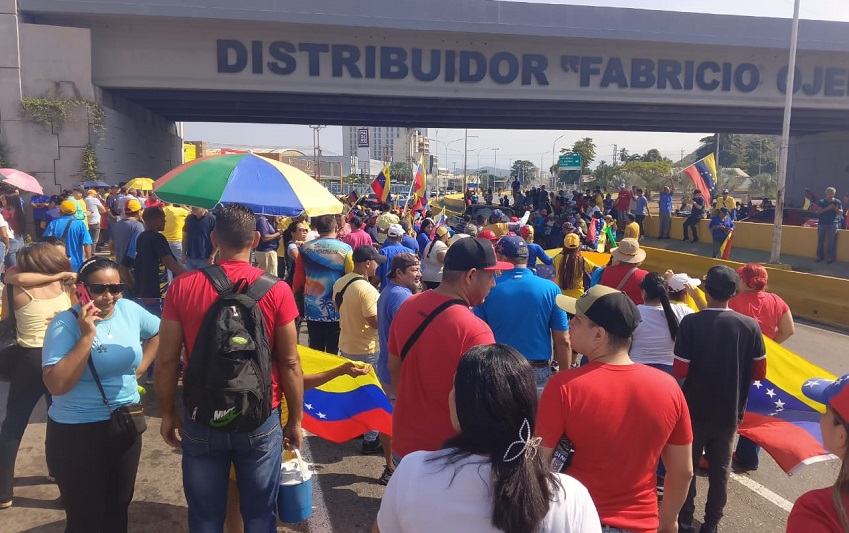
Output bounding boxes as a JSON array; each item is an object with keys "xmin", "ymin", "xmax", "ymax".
[{"xmin": 86, "ymin": 283, "xmax": 124, "ymax": 295}]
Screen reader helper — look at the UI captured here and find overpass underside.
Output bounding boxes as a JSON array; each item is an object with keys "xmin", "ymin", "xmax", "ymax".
[{"xmin": 112, "ymin": 89, "xmax": 849, "ymax": 135}]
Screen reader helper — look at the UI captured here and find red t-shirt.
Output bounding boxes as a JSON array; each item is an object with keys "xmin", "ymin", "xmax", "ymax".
[
  {"xmin": 537, "ymin": 363, "xmax": 692, "ymax": 533},
  {"xmin": 601, "ymin": 265, "xmax": 648, "ymax": 305},
  {"xmin": 787, "ymin": 487, "xmax": 849, "ymax": 532},
  {"xmin": 615, "ymin": 190, "xmax": 632, "ymax": 211},
  {"xmin": 162, "ymin": 259, "xmax": 299, "ymax": 409},
  {"xmin": 388, "ymin": 291, "xmax": 494, "ymax": 458},
  {"xmin": 728, "ymin": 291, "xmax": 789, "ymax": 341}
]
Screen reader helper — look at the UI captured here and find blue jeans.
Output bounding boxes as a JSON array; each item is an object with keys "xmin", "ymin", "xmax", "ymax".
[
  {"xmin": 4, "ymin": 235, "xmax": 23, "ymax": 269},
  {"xmin": 186, "ymin": 257, "xmax": 209, "ymax": 271},
  {"xmin": 531, "ymin": 364, "xmax": 553, "ymax": 396},
  {"xmin": 182, "ymin": 410, "xmax": 283, "ymax": 533},
  {"xmin": 340, "ymin": 351, "xmax": 380, "ymax": 442},
  {"xmin": 734, "ymin": 436, "xmax": 760, "ymax": 469},
  {"xmin": 817, "ymin": 223, "xmax": 838, "ymax": 261}
]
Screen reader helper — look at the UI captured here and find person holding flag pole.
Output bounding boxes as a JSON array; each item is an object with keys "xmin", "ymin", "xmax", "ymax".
[{"xmin": 370, "ymin": 164, "xmax": 392, "ymax": 204}]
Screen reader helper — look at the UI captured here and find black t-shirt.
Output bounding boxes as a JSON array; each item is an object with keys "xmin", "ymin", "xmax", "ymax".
[
  {"xmin": 691, "ymin": 196, "xmax": 705, "ymax": 217},
  {"xmin": 817, "ymin": 198, "xmax": 843, "ymax": 225},
  {"xmin": 674, "ymin": 309, "xmax": 765, "ymax": 427},
  {"xmin": 124, "ymin": 230, "xmax": 174, "ymax": 298}
]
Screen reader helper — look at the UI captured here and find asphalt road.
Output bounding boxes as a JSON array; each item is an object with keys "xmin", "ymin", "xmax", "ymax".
[{"xmin": 1, "ymin": 320, "xmax": 846, "ymax": 533}]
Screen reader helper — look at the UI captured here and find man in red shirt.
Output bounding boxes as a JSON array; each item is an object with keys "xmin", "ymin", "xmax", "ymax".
[
  {"xmin": 538, "ymin": 285, "xmax": 693, "ymax": 533},
  {"xmin": 614, "ymin": 184, "xmax": 633, "ymax": 234},
  {"xmin": 600, "ymin": 237, "xmax": 648, "ymax": 304},
  {"xmin": 387, "ymin": 237, "xmax": 511, "ymax": 462},
  {"xmin": 156, "ymin": 203, "xmax": 303, "ymax": 531},
  {"xmin": 341, "ymin": 215, "xmax": 374, "ymax": 250}
]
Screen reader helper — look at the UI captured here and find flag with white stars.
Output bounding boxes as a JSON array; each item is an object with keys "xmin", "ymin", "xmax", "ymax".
[
  {"xmin": 297, "ymin": 345, "xmax": 393, "ymax": 443},
  {"xmin": 682, "ymin": 153, "xmax": 717, "ymax": 205},
  {"xmin": 737, "ymin": 336, "xmax": 838, "ymax": 474}
]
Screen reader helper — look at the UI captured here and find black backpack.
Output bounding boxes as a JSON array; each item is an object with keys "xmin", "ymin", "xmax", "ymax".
[{"xmin": 182, "ymin": 265, "xmax": 277, "ymax": 433}]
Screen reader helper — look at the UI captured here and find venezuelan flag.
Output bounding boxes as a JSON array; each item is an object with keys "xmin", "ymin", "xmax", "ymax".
[
  {"xmin": 297, "ymin": 345, "xmax": 393, "ymax": 443},
  {"xmin": 738, "ymin": 336, "xmax": 836, "ymax": 474},
  {"xmin": 719, "ymin": 231, "xmax": 733, "ymax": 260},
  {"xmin": 371, "ymin": 165, "xmax": 391, "ymax": 203},
  {"xmin": 413, "ymin": 155, "xmax": 426, "ymax": 199},
  {"xmin": 682, "ymin": 154, "xmax": 717, "ymax": 206}
]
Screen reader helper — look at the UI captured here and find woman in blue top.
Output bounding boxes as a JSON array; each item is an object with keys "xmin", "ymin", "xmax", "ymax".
[{"xmin": 42, "ymin": 258, "xmax": 160, "ymax": 533}]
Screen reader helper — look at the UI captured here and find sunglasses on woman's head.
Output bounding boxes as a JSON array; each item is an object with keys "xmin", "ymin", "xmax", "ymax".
[{"xmin": 86, "ymin": 283, "xmax": 124, "ymax": 295}]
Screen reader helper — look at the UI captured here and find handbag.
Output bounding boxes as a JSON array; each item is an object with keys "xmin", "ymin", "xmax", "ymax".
[
  {"xmin": 88, "ymin": 356, "xmax": 147, "ymax": 441},
  {"xmin": 0, "ymin": 284, "xmax": 19, "ymax": 381}
]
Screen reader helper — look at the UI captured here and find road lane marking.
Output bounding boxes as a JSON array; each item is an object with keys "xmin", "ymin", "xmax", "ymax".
[
  {"xmin": 730, "ymin": 472, "xmax": 794, "ymax": 513},
  {"xmin": 300, "ymin": 436, "xmax": 333, "ymax": 533}
]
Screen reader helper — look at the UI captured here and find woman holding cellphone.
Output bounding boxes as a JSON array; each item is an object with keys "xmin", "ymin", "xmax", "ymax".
[{"xmin": 42, "ymin": 258, "xmax": 160, "ymax": 533}]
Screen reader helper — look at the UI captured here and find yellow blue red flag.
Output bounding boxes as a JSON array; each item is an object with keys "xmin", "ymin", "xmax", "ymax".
[
  {"xmin": 297, "ymin": 345, "xmax": 393, "ymax": 443},
  {"xmin": 370, "ymin": 165, "xmax": 391, "ymax": 203},
  {"xmin": 413, "ymin": 155, "xmax": 426, "ymax": 199},
  {"xmin": 682, "ymin": 154, "xmax": 717, "ymax": 206}
]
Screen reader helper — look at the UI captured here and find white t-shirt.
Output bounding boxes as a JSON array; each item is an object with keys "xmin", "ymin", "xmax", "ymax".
[
  {"xmin": 84, "ymin": 196, "xmax": 102, "ymax": 225},
  {"xmin": 421, "ymin": 239, "xmax": 448, "ymax": 283},
  {"xmin": 377, "ymin": 451, "xmax": 601, "ymax": 533},
  {"xmin": 117, "ymin": 194, "xmax": 137, "ymax": 220},
  {"xmin": 630, "ymin": 303, "xmax": 695, "ymax": 366},
  {"xmin": 0, "ymin": 212, "xmax": 11, "ymax": 240}
]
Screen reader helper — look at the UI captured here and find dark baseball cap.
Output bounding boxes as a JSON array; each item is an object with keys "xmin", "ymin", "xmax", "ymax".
[
  {"xmin": 495, "ymin": 235, "xmax": 528, "ymax": 259},
  {"xmin": 352, "ymin": 245, "xmax": 386, "ymax": 264},
  {"xmin": 556, "ymin": 285, "xmax": 641, "ymax": 338},
  {"xmin": 703, "ymin": 265, "xmax": 739, "ymax": 299},
  {"xmin": 444, "ymin": 237, "xmax": 514, "ymax": 272}
]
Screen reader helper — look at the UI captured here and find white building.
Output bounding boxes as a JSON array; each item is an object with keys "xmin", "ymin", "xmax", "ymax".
[{"xmin": 343, "ymin": 127, "xmax": 430, "ymax": 165}]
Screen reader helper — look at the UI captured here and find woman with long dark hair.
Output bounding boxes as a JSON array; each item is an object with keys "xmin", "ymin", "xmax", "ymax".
[
  {"xmin": 554, "ymin": 233, "xmax": 596, "ymax": 298},
  {"xmin": 630, "ymin": 273, "xmax": 695, "ymax": 376},
  {"xmin": 0, "ymin": 240, "xmax": 74, "ymax": 509},
  {"xmin": 42, "ymin": 258, "xmax": 160, "ymax": 532},
  {"xmin": 281, "ymin": 221, "xmax": 308, "ymax": 285},
  {"xmin": 374, "ymin": 344, "xmax": 600, "ymax": 533},
  {"xmin": 2, "ymin": 193, "xmax": 26, "ymax": 268}
]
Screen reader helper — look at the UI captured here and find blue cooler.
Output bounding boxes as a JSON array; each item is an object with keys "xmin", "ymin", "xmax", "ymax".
[{"xmin": 277, "ymin": 448, "xmax": 313, "ymax": 523}]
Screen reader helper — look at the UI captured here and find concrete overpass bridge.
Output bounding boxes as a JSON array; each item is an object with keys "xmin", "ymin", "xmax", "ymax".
[{"xmin": 1, "ymin": 0, "xmax": 848, "ymax": 196}]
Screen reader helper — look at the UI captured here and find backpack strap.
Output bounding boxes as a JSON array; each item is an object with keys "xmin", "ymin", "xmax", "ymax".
[
  {"xmin": 615, "ymin": 266, "xmax": 639, "ymax": 291},
  {"xmin": 201, "ymin": 265, "xmax": 232, "ymax": 295},
  {"xmin": 244, "ymin": 273, "xmax": 278, "ymax": 302},
  {"xmin": 400, "ymin": 298, "xmax": 465, "ymax": 361},
  {"xmin": 334, "ymin": 275, "xmax": 365, "ymax": 308}
]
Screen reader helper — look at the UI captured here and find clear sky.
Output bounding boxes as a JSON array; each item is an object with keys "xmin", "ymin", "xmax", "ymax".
[{"xmin": 183, "ymin": 0, "xmax": 847, "ymax": 172}]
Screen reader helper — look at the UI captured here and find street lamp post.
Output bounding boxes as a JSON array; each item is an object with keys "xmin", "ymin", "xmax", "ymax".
[
  {"xmin": 551, "ymin": 133, "xmax": 567, "ymax": 189},
  {"xmin": 770, "ymin": 0, "xmax": 801, "ymax": 265}
]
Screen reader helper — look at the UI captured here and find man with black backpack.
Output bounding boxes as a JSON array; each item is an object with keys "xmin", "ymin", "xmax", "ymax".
[{"xmin": 156, "ymin": 203, "xmax": 303, "ymax": 532}]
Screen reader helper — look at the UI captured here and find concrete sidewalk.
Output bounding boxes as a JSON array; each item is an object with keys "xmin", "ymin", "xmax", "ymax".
[{"xmin": 642, "ymin": 235, "xmax": 849, "ymax": 280}]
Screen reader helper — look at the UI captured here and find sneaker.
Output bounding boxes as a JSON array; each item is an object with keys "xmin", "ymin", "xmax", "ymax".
[
  {"xmin": 699, "ymin": 524, "xmax": 718, "ymax": 533},
  {"xmin": 0, "ymin": 500, "xmax": 11, "ymax": 510},
  {"xmin": 378, "ymin": 465, "xmax": 394, "ymax": 486},
  {"xmin": 361, "ymin": 439, "xmax": 384, "ymax": 455}
]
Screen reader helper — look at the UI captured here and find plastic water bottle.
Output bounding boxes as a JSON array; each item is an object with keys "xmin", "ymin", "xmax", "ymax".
[{"xmin": 550, "ymin": 435, "xmax": 575, "ymax": 473}]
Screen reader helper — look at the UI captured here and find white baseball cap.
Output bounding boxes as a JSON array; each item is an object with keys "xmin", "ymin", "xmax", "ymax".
[
  {"xmin": 387, "ymin": 224, "xmax": 404, "ymax": 238},
  {"xmin": 668, "ymin": 273, "xmax": 701, "ymax": 293}
]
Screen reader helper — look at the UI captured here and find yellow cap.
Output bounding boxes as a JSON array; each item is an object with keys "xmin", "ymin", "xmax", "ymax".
[
  {"xmin": 435, "ymin": 226, "xmax": 450, "ymax": 238},
  {"xmin": 125, "ymin": 199, "xmax": 143, "ymax": 213},
  {"xmin": 60, "ymin": 200, "xmax": 78, "ymax": 214},
  {"xmin": 564, "ymin": 233, "xmax": 581, "ymax": 249}
]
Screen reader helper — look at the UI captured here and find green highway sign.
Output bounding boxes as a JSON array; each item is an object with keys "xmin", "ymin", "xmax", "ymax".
[{"xmin": 558, "ymin": 153, "xmax": 582, "ymax": 170}]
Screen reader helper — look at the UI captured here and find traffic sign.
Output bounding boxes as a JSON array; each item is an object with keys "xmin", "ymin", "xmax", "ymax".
[{"xmin": 558, "ymin": 153, "xmax": 582, "ymax": 170}]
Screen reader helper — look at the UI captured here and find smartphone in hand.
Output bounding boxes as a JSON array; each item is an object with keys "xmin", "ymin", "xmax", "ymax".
[{"xmin": 75, "ymin": 284, "xmax": 92, "ymax": 306}]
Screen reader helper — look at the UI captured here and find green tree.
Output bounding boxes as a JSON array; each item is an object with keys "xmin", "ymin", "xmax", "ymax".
[
  {"xmin": 749, "ymin": 173, "xmax": 777, "ymax": 198},
  {"xmin": 510, "ymin": 160, "xmax": 537, "ymax": 183},
  {"xmin": 564, "ymin": 137, "xmax": 596, "ymax": 174},
  {"xmin": 592, "ymin": 160, "xmax": 616, "ymax": 191},
  {"xmin": 742, "ymin": 138, "xmax": 776, "ymax": 176},
  {"xmin": 390, "ymin": 162, "xmax": 412, "ymax": 183},
  {"xmin": 612, "ymin": 160, "xmax": 673, "ymax": 194},
  {"xmin": 641, "ymin": 148, "xmax": 666, "ymax": 162},
  {"xmin": 618, "ymin": 147, "xmax": 629, "ymax": 164},
  {"xmin": 695, "ymin": 134, "xmax": 743, "ymax": 168}
]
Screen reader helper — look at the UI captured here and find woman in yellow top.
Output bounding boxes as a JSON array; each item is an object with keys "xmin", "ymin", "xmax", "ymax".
[
  {"xmin": 0, "ymin": 238, "xmax": 75, "ymax": 508},
  {"xmin": 553, "ymin": 233, "xmax": 597, "ymax": 298}
]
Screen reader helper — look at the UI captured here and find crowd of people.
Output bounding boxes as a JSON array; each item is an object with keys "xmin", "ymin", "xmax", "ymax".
[{"xmin": 0, "ymin": 177, "xmax": 845, "ymax": 533}]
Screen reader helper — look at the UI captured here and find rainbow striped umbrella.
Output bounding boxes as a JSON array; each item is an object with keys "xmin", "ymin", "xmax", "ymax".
[{"xmin": 154, "ymin": 154, "xmax": 342, "ymax": 216}]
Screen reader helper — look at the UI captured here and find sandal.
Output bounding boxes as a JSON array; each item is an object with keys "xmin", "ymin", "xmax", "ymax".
[{"xmin": 378, "ymin": 465, "xmax": 394, "ymax": 486}]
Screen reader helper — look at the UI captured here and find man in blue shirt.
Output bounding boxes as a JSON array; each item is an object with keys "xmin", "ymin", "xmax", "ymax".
[
  {"xmin": 254, "ymin": 215, "xmax": 281, "ymax": 275},
  {"xmin": 183, "ymin": 207, "xmax": 217, "ymax": 270},
  {"xmin": 658, "ymin": 185, "xmax": 674, "ymax": 239},
  {"xmin": 473, "ymin": 235, "xmax": 572, "ymax": 393},
  {"xmin": 634, "ymin": 188, "xmax": 650, "ymax": 240},
  {"xmin": 375, "ymin": 224, "xmax": 413, "ymax": 289},
  {"xmin": 398, "ymin": 220, "xmax": 419, "ymax": 253},
  {"xmin": 709, "ymin": 207, "xmax": 734, "ymax": 258},
  {"xmin": 43, "ymin": 200, "xmax": 93, "ymax": 271},
  {"xmin": 30, "ymin": 194, "xmax": 50, "ymax": 239},
  {"xmin": 376, "ymin": 253, "xmax": 422, "ymax": 389}
]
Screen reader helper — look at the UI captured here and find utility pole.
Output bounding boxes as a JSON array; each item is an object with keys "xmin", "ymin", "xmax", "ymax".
[
  {"xmin": 613, "ymin": 144, "xmax": 618, "ymax": 168},
  {"xmin": 463, "ymin": 128, "xmax": 469, "ymax": 192},
  {"xmin": 680, "ymin": 148, "xmax": 685, "ymax": 162},
  {"xmin": 309, "ymin": 125, "xmax": 326, "ymax": 182}
]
